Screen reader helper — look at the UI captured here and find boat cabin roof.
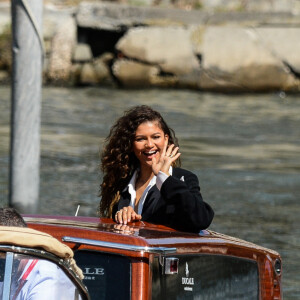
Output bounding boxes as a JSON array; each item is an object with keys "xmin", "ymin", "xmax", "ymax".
[{"xmin": 24, "ymin": 215, "xmax": 280, "ymax": 259}]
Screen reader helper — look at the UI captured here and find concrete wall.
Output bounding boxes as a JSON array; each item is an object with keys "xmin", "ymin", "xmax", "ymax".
[{"xmin": 1, "ymin": 1, "xmax": 300, "ymax": 92}]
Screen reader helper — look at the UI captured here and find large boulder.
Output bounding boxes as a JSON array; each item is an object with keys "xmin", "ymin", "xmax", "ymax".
[
  {"xmin": 199, "ymin": 26, "xmax": 300, "ymax": 91},
  {"xmin": 116, "ymin": 27, "xmax": 200, "ymax": 76},
  {"xmin": 73, "ymin": 43, "xmax": 93, "ymax": 63},
  {"xmin": 80, "ymin": 63, "xmax": 98, "ymax": 85},
  {"xmin": 112, "ymin": 59, "xmax": 160, "ymax": 87},
  {"xmin": 48, "ymin": 17, "xmax": 76, "ymax": 82},
  {"xmin": 94, "ymin": 53, "xmax": 115, "ymax": 86},
  {"xmin": 255, "ymin": 28, "xmax": 300, "ymax": 73},
  {"xmin": 0, "ymin": 12, "xmax": 10, "ymax": 36}
]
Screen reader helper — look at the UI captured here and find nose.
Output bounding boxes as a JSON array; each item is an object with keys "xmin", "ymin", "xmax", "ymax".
[{"xmin": 145, "ymin": 138, "xmax": 154, "ymax": 147}]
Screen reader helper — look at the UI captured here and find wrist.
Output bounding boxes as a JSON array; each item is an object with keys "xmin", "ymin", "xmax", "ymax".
[{"xmin": 156, "ymin": 171, "xmax": 170, "ymax": 190}]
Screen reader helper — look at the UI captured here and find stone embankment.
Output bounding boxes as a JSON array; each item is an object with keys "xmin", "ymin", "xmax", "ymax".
[{"xmin": 1, "ymin": 1, "xmax": 300, "ymax": 92}]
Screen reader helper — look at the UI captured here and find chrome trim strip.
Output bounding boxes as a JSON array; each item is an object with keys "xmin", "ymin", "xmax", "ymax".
[
  {"xmin": 2, "ymin": 252, "xmax": 14, "ymax": 300},
  {"xmin": 62, "ymin": 236, "xmax": 177, "ymax": 254}
]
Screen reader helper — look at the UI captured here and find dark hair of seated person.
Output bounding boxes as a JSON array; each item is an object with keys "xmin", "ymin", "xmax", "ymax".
[
  {"xmin": 0, "ymin": 208, "xmax": 27, "ymax": 282},
  {"xmin": 0, "ymin": 207, "xmax": 27, "ymax": 227}
]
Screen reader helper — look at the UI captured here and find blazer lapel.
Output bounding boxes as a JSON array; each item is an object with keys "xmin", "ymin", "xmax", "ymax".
[
  {"xmin": 141, "ymin": 186, "xmax": 162, "ymax": 220},
  {"xmin": 118, "ymin": 190, "xmax": 131, "ymax": 209},
  {"xmin": 118, "ymin": 168, "xmax": 183, "ymax": 219}
]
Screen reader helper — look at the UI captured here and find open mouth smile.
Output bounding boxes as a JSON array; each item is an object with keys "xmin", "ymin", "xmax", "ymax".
[{"xmin": 143, "ymin": 150, "xmax": 158, "ymax": 157}]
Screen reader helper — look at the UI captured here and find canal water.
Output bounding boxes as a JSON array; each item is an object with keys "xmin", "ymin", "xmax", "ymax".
[{"xmin": 0, "ymin": 86, "xmax": 299, "ymax": 298}]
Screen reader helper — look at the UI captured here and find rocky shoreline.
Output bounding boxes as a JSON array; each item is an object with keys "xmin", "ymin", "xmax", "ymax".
[{"xmin": 1, "ymin": 1, "xmax": 300, "ymax": 92}]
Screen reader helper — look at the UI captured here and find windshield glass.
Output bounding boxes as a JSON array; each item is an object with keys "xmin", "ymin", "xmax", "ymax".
[
  {"xmin": 152, "ymin": 254, "xmax": 259, "ymax": 300},
  {"xmin": 0, "ymin": 252, "xmax": 84, "ymax": 300},
  {"xmin": 0, "ymin": 252, "xmax": 6, "ymax": 298},
  {"xmin": 74, "ymin": 250, "xmax": 131, "ymax": 300}
]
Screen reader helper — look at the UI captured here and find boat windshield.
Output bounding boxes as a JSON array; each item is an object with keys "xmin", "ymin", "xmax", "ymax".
[
  {"xmin": 74, "ymin": 250, "xmax": 131, "ymax": 300},
  {"xmin": 152, "ymin": 254, "xmax": 259, "ymax": 300},
  {"xmin": 0, "ymin": 252, "xmax": 84, "ymax": 300}
]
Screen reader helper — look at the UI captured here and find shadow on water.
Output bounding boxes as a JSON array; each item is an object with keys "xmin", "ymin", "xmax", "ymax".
[{"xmin": 0, "ymin": 86, "xmax": 299, "ymax": 298}]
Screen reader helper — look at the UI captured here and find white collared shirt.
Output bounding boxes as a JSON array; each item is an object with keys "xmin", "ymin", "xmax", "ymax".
[
  {"xmin": 124, "ymin": 167, "xmax": 173, "ymax": 215},
  {"xmin": 10, "ymin": 259, "xmax": 77, "ymax": 300}
]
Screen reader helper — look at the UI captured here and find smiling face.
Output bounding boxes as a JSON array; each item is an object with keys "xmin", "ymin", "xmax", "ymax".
[{"xmin": 132, "ymin": 121, "xmax": 168, "ymax": 169}]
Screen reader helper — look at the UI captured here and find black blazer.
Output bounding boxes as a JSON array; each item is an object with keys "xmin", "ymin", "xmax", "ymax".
[{"xmin": 113, "ymin": 168, "xmax": 214, "ymax": 233}]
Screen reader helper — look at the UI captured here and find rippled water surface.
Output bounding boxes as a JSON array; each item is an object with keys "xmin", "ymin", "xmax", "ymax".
[{"xmin": 0, "ymin": 86, "xmax": 299, "ymax": 298}]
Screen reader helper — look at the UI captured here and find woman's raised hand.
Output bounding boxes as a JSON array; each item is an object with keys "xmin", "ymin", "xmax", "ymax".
[
  {"xmin": 114, "ymin": 206, "xmax": 142, "ymax": 225},
  {"xmin": 152, "ymin": 142, "xmax": 181, "ymax": 176}
]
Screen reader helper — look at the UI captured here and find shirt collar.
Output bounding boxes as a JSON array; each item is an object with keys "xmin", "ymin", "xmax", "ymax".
[{"xmin": 123, "ymin": 166, "xmax": 173, "ymax": 193}]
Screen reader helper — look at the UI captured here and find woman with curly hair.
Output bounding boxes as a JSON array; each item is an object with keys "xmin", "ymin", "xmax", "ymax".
[{"xmin": 99, "ymin": 105, "xmax": 214, "ymax": 233}]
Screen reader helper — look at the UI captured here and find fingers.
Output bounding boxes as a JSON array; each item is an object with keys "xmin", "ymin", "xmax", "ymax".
[
  {"xmin": 153, "ymin": 144, "xmax": 180, "ymax": 176},
  {"xmin": 115, "ymin": 207, "xmax": 130, "ymax": 224},
  {"xmin": 166, "ymin": 144, "xmax": 176, "ymax": 157},
  {"xmin": 160, "ymin": 145, "xmax": 181, "ymax": 174},
  {"xmin": 113, "ymin": 224, "xmax": 139, "ymax": 235},
  {"xmin": 165, "ymin": 144, "xmax": 172, "ymax": 157},
  {"xmin": 165, "ymin": 144, "xmax": 180, "ymax": 159},
  {"xmin": 165, "ymin": 145, "xmax": 180, "ymax": 163},
  {"xmin": 172, "ymin": 152, "xmax": 181, "ymax": 161},
  {"xmin": 161, "ymin": 137, "xmax": 168, "ymax": 158},
  {"xmin": 115, "ymin": 206, "xmax": 142, "ymax": 225},
  {"xmin": 152, "ymin": 155, "xmax": 157, "ymax": 166},
  {"xmin": 114, "ymin": 224, "xmax": 130, "ymax": 231},
  {"xmin": 114, "ymin": 224, "xmax": 133, "ymax": 233},
  {"xmin": 134, "ymin": 214, "xmax": 142, "ymax": 221}
]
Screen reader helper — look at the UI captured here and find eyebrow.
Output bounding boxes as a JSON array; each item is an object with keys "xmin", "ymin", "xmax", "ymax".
[{"xmin": 135, "ymin": 132, "xmax": 162, "ymax": 137}]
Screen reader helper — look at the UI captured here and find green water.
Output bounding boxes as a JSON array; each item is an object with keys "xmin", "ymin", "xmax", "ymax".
[{"xmin": 0, "ymin": 86, "xmax": 299, "ymax": 298}]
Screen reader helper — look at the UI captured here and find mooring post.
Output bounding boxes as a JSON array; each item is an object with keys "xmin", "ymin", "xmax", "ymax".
[{"xmin": 9, "ymin": 0, "xmax": 43, "ymax": 213}]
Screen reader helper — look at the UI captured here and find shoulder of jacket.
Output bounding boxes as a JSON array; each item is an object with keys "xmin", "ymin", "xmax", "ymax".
[{"xmin": 172, "ymin": 167, "xmax": 195, "ymax": 177}]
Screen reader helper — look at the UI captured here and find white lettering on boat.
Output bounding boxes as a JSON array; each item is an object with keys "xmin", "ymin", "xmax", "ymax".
[
  {"xmin": 182, "ymin": 277, "xmax": 194, "ymax": 285},
  {"xmin": 83, "ymin": 268, "xmax": 105, "ymax": 275},
  {"xmin": 182, "ymin": 262, "xmax": 195, "ymax": 292}
]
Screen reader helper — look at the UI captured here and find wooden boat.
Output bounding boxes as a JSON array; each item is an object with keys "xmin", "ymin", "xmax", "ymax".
[{"xmin": 24, "ymin": 215, "xmax": 282, "ymax": 300}]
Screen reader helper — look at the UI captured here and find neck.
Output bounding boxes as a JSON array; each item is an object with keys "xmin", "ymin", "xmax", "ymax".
[{"xmin": 138, "ymin": 165, "xmax": 154, "ymax": 183}]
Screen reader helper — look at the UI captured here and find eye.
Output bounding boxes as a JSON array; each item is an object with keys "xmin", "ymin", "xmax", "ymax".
[
  {"xmin": 153, "ymin": 135, "xmax": 161, "ymax": 139},
  {"xmin": 135, "ymin": 137, "xmax": 144, "ymax": 142}
]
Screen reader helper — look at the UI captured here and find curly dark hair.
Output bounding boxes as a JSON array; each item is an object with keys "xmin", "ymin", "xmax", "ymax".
[
  {"xmin": 0, "ymin": 207, "xmax": 27, "ymax": 227},
  {"xmin": 99, "ymin": 105, "xmax": 180, "ymax": 217}
]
